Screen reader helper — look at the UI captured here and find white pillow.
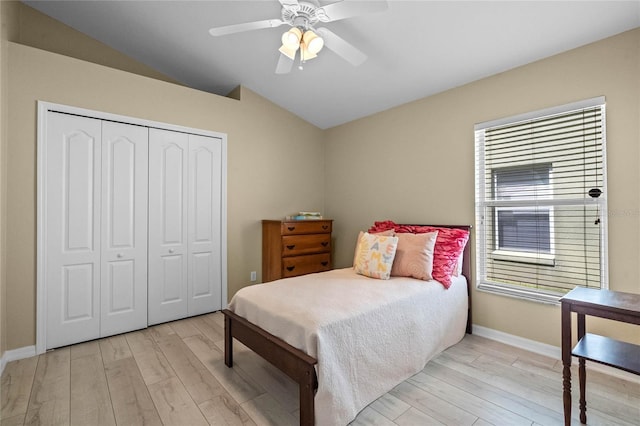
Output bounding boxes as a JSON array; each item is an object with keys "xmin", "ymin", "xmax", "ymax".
[{"xmin": 353, "ymin": 232, "xmax": 399, "ymax": 280}]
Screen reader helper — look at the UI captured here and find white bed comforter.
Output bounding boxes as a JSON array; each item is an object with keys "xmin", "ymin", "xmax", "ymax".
[{"xmin": 228, "ymin": 268, "xmax": 468, "ymax": 426}]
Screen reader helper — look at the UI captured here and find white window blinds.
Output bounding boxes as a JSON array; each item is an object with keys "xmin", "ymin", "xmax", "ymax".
[{"xmin": 475, "ymin": 98, "xmax": 607, "ymax": 303}]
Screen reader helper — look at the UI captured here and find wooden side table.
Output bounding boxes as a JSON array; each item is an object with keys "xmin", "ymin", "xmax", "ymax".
[{"xmin": 560, "ymin": 287, "xmax": 640, "ymax": 425}]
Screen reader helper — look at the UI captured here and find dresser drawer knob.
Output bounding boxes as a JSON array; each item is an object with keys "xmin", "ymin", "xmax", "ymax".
[
  {"xmin": 286, "ymin": 266, "xmax": 295, "ymax": 272},
  {"xmin": 288, "ymin": 226, "xmax": 295, "ymax": 231},
  {"xmin": 322, "ymin": 225, "xmax": 328, "ymax": 230},
  {"xmin": 321, "ymin": 261, "xmax": 328, "ymax": 267},
  {"xmin": 286, "ymin": 245, "xmax": 295, "ymax": 250},
  {"xmin": 321, "ymin": 242, "xmax": 328, "ymax": 247}
]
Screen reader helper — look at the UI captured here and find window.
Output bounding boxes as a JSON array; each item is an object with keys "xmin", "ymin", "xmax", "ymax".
[
  {"xmin": 494, "ymin": 164, "xmax": 553, "ymax": 254},
  {"xmin": 475, "ymin": 98, "xmax": 607, "ymax": 303},
  {"xmin": 497, "ymin": 208, "xmax": 551, "ymax": 251}
]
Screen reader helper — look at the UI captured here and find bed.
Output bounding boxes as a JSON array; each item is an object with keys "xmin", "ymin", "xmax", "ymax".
[{"xmin": 223, "ymin": 224, "xmax": 472, "ymax": 425}]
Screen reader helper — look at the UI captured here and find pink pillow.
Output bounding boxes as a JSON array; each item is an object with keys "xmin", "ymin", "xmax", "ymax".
[
  {"xmin": 369, "ymin": 221, "xmax": 469, "ymax": 288},
  {"xmin": 391, "ymin": 231, "xmax": 438, "ymax": 281},
  {"xmin": 368, "ymin": 220, "xmax": 396, "ymax": 233},
  {"xmin": 410, "ymin": 226, "xmax": 469, "ymax": 288}
]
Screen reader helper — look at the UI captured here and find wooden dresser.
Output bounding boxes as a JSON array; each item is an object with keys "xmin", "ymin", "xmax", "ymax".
[{"xmin": 262, "ymin": 219, "xmax": 333, "ymax": 282}]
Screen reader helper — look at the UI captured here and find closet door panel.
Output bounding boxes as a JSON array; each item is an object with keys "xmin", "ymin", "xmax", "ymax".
[
  {"xmin": 61, "ymin": 264, "xmax": 95, "ymax": 323},
  {"xmin": 192, "ymin": 252, "xmax": 213, "ymax": 297},
  {"xmin": 188, "ymin": 135, "xmax": 222, "ymax": 315},
  {"xmin": 162, "ymin": 145, "xmax": 186, "ymax": 243},
  {"xmin": 46, "ymin": 113, "xmax": 102, "ymax": 349},
  {"xmin": 106, "ymin": 260, "xmax": 135, "ymax": 310},
  {"xmin": 161, "ymin": 255, "xmax": 185, "ymax": 300},
  {"xmin": 148, "ymin": 128, "xmax": 189, "ymax": 325},
  {"xmin": 100, "ymin": 122, "xmax": 148, "ymax": 336}
]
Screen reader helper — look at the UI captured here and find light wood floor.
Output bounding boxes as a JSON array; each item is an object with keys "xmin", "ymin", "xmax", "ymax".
[{"xmin": 2, "ymin": 311, "xmax": 638, "ymax": 426}]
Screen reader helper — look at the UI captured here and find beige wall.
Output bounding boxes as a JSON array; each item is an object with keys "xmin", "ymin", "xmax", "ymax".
[
  {"xmin": 325, "ymin": 28, "xmax": 640, "ymax": 347},
  {"xmin": 4, "ymin": 42, "xmax": 324, "ymax": 350}
]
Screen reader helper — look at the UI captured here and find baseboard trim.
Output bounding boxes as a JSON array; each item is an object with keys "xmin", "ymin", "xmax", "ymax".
[
  {"xmin": 472, "ymin": 325, "xmax": 640, "ymax": 384},
  {"xmin": 0, "ymin": 345, "xmax": 37, "ymax": 375},
  {"xmin": 472, "ymin": 325, "xmax": 560, "ymax": 358}
]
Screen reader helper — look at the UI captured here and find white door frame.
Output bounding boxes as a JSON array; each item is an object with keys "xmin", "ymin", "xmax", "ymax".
[{"xmin": 36, "ymin": 101, "xmax": 228, "ymax": 355}]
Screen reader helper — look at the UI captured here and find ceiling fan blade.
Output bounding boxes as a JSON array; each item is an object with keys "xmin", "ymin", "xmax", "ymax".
[
  {"xmin": 316, "ymin": 0, "xmax": 388, "ymax": 23},
  {"xmin": 209, "ymin": 19, "xmax": 286, "ymax": 36},
  {"xmin": 275, "ymin": 53, "xmax": 294, "ymax": 74},
  {"xmin": 315, "ymin": 27, "xmax": 367, "ymax": 66}
]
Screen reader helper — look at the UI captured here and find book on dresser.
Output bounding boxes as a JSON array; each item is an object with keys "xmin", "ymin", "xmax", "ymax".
[{"xmin": 262, "ymin": 219, "xmax": 333, "ymax": 282}]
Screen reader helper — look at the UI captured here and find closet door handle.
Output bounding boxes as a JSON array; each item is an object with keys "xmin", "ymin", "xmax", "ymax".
[
  {"xmin": 286, "ymin": 245, "xmax": 295, "ymax": 250},
  {"xmin": 117, "ymin": 253, "xmax": 123, "ymax": 258},
  {"xmin": 169, "ymin": 249, "xmax": 175, "ymax": 254},
  {"xmin": 286, "ymin": 266, "xmax": 295, "ymax": 272}
]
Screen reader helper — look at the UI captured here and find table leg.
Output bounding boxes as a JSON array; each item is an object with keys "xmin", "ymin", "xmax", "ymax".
[
  {"xmin": 561, "ymin": 302, "xmax": 572, "ymax": 426},
  {"xmin": 577, "ymin": 313, "xmax": 587, "ymax": 424},
  {"xmin": 224, "ymin": 314, "xmax": 233, "ymax": 367},
  {"xmin": 579, "ymin": 358, "xmax": 586, "ymax": 423}
]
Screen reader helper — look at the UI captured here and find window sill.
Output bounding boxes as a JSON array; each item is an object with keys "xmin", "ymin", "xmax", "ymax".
[
  {"xmin": 477, "ymin": 281, "xmax": 563, "ymax": 305},
  {"xmin": 491, "ymin": 250, "xmax": 555, "ymax": 267}
]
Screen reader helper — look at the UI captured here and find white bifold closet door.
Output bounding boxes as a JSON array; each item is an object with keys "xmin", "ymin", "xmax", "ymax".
[
  {"xmin": 101, "ymin": 122, "xmax": 149, "ymax": 336},
  {"xmin": 45, "ymin": 113, "xmax": 148, "ymax": 349},
  {"xmin": 148, "ymin": 129, "xmax": 222, "ymax": 325}
]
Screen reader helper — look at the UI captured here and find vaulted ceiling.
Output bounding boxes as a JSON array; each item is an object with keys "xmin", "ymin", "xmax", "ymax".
[{"xmin": 23, "ymin": 1, "xmax": 640, "ymax": 128}]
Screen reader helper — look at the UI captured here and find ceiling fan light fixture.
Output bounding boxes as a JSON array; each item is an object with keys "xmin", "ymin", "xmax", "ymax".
[
  {"xmin": 278, "ymin": 44, "xmax": 298, "ymax": 60},
  {"xmin": 300, "ymin": 41, "xmax": 318, "ymax": 62},
  {"xmin": 303, "ymin": 30, "xmax": 324, "ymax": 54},
  {"xmin": 281, "ymin": 27, "xmax": 302, "ymax": 50}
]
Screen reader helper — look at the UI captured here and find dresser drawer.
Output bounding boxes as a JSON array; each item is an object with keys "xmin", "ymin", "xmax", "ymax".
[
  {"xmin": 282, "ymin": 253, "xmax": 331, "ymax": 278},
  {"xmin": 281, "ymin": 220, "xmax": 332, "ymax": 235},
  {"xmin": 282, "ymin": 234, "xmax": 331, "ymax": 256}
]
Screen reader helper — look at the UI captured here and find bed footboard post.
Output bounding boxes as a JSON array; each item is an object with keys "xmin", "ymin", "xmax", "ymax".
[
  {"xmin": 300, "ymin": 369, "xmax": 316, "ymax": 426},
  {"xmin": 224, "ymin": 312, "xmax": 233, "ymax": 367}
]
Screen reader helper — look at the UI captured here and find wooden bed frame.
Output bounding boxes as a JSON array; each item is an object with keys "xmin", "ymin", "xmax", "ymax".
[{"xmin": 223, "ymin": 224, "xmax": 472, "ymax": 426}]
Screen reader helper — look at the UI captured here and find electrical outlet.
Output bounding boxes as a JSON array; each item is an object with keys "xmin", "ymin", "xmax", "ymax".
[{"xmin": 250, "ymin": 271, "xmax": 257, "ymax": 282}]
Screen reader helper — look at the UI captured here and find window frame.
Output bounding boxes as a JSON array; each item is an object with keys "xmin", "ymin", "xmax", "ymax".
[{"xmin": 474, "ymin": 97, "xmax": 608, "ymax": 304}]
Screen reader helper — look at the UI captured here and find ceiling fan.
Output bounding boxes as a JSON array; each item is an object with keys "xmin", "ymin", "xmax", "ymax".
[{"xmin": 208, "ymin": 0, "xmax": 388, "ymax": 74}]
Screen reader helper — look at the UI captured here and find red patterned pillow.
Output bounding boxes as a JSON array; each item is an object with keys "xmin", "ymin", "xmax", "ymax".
[
  {"xmin": 368, "ymin": 220, "xmax": 396, "ymax": 233},
  {"xmin": 411, "ymin": 226, "xmax": 469, "ymax": 288},
  {"xmin": 368, "ymin": 221, "xmax": 469, "ymax": 288}
]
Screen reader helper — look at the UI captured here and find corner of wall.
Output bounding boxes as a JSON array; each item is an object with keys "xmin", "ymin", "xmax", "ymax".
[
  {"xmin": 13, "ymin": 2, "xmax": 179, "ymax": 85},
  {"xmin": 226, "ymin": 85, "xmax": 242, "ymax": 101},
  {"xmin": 0, "ymin": 0, "xmax": 13, "ymax": 366}
]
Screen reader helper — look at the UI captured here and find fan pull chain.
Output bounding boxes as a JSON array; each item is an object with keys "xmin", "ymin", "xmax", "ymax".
[{"xmin": 298, "ymin": 40, "xmax": 306, "ymax": 70}]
